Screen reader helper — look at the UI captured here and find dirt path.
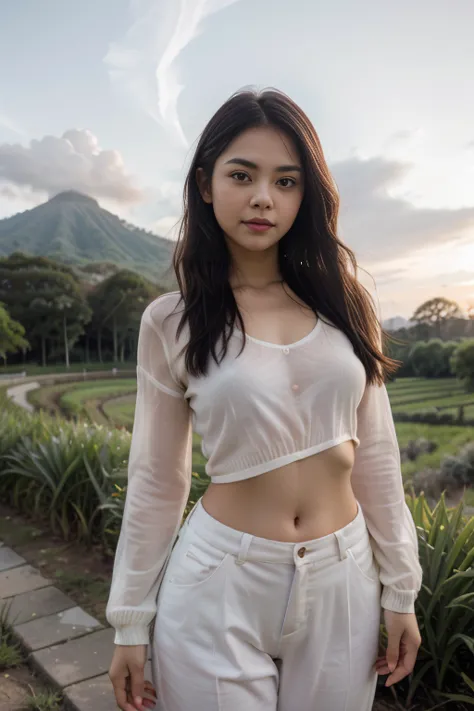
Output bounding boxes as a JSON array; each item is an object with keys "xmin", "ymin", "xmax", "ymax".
[{"xmin": 6, "ymin": 381, "xmax": 40, "ymax": 412}]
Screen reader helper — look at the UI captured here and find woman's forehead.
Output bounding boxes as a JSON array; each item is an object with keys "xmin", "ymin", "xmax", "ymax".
[{"xmin": 219, "ymin": 126, "xmax": 300, "ymax": 166}]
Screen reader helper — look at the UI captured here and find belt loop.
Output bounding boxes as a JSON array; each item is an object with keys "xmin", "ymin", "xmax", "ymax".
[
  {"xmin": 236, "ymin": 533, "xmax": 253, "ymax": 565},
  {"xmin": 334, "ymin": 530, "xmax": 348, "ymax": 560}
]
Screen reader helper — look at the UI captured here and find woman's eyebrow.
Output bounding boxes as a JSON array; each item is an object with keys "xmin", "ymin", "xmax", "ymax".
[{"xmin": 224, "ymin": 158, "xmax": 302, "ymax": 173}]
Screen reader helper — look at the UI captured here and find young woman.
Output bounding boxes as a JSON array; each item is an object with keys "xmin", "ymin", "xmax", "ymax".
[{"xmin": 106, "ymin": 87, "xmax": 423, "ymax": 711}]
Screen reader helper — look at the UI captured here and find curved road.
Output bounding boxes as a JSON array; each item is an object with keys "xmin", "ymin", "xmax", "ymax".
[{"xmin": 6, "ymin": 382, "xmax": 40, "ymax": 412}]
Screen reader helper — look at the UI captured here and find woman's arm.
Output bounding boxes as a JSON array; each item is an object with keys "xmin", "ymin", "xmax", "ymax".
[
  {"xmin": 350, "ymin": 378, "xmax": 423, "ymax": 614},
  {"xmin": 105, "ymin": 305, "xmax": 193, "ymax": 646}
]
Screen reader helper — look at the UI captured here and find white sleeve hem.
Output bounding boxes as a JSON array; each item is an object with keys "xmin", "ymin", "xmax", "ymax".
[
  {"xmin": 113, "ymin": 624, "xmax": 151, "ymax": 646},
  {"xmin": 381, "ymin": 585, "xmax": 417, "ymax": 614}
]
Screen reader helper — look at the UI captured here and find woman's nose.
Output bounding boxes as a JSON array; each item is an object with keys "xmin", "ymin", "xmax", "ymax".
[{"xmin": 250, "ymin": 190, "xmax": 273, "ymax": 208}]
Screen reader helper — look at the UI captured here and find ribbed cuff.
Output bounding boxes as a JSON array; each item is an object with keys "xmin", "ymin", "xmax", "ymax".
[
  {"xmin": 381, "ymin": 585, "xmax": 417, "ymax": 614},
  {"xmin": 113, "ymin": 624, "xmax": 150, "ymax": 646}
]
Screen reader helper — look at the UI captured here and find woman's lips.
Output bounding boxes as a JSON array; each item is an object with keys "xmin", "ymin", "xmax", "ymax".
[{"xmin": 243, "ymin": 222, "xmax": 274, "ymax": 232}]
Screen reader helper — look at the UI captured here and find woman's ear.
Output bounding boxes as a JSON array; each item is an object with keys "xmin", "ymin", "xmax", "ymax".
[{"xmin": 196, "ymin": 167, "xmax": 212, "ymax": 204}]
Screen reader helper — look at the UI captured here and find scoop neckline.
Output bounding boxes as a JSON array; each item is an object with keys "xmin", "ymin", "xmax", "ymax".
[{"xmin": 235, "ymin": 313, "xmax": 322, "ymax": 349}]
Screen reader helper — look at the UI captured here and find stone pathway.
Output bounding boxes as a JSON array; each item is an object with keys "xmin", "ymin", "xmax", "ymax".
[
  {"xmin": 0, "ymin": 540, "xmax": 153, "ymax": 710},
  {"xmin": 5, "ymin": 382, "xmax": 40, "ymax": 413}
]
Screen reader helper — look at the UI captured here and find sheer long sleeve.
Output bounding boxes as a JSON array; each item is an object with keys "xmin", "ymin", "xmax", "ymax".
[
  {"xmin": 350, "ymin": 379, "xmax": 423, "ymax": 614},
  {"xmin": 105, "ymin": 305, "xmax": 193, "ymax": 645}
]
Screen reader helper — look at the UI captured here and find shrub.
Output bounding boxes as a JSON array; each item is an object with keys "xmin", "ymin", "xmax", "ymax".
[
  {"xmin": 0, "ymin": 601, "xmax": 24, "ymax": 670},
  {"xmin": 440, "ymin": 455, "xmax": 471, "ymax": 491},
  {"xmin": 0, "ymin": 391, "xmax": 131, "ymax": 549},
  {"xmin": 411, "ymin": 468, "xmax": 443, "ymax": 500},
  {"xmin": 459, "ymin": 442, "xmax": 474, "ymax": 483},
  {"xmin": 451, "ymin": 339, "xmax": 474, "ymax": 392},
  {"xmin": 400, "ymin": 437, "xmax": 438, "ymax": 462},
  {"xmin": 0, "ymin": 390, "xmax": 210, "ymax": 554},
  {"xmin": 408, "ymin": 340, "xmax": 445, "ymax": 379},
  {"xmin": 400, "ymin": 493, "xmax": 474, "ymax": 707},
  {"xmin": 394, "ymin": 410, "xmax": 474, "ymax": 426}
]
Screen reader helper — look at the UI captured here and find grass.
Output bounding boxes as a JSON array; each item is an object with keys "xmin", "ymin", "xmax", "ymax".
[
  {"xmin": 440, "ymin": 403, "xmax": 474, "ymax": 418},
  {"xmin": 387, "ymin": 377, "xmax": 474, "ymax": 427},
  {"xmin": 60, "ymin": 380, "xmax": 137, "ymax": 408},
  {"xmin": 0, "ymin": 600, "xmax": 63, "ymax": 711},
  {"xmin": 0, "ymin": 637, "xmax": 23, "ymax": 669},
  {"xmin": 20, "ymin": 372, "xmax": 474, "ymax": 491},
  {"xmin": 27, "ymin": 382, "xmax": 72, "ymax": 415},
  {"xmin": 389, "ymin": 386, "xmax": 465, "ymax": 406},
  {"xmin": 52, "ymin": 569, "xmax": 111, "ymax": 606},
  {"xmin": 102, "ymin": 393, "xmax": 136, "ymax": 428},
  {"xmin": 27, "ymin": 378, "xmax": 137, "ymax": 424},
  {"xmin": 395, "ymin": 421, "xmax": 474, "ymax": 480},
  {"xmin": 392, "ymin": 392, "xmax": 474, "ymax": 413},
  {"xmin": 24, "ymin": 689, "xmax": 63, "ymax": 711},
  {"xmin": 59, "ymin": 379, "xmax": 137, "ymax": 422}
]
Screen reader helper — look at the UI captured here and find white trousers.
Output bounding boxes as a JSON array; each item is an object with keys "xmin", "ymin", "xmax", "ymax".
[{"xmin": 151, "ymin": 499, "xmax": 382, "ymax": 711}]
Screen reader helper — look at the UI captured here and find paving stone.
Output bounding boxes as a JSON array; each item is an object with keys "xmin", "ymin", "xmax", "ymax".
[
  {"xmin": 0, "ymin": 546, "xmax": 26, "ymax": 572},
  {"xmin": 0, "ymin": 564, "xmax": 50, "ymax": 598},
  {"xmin": 32, "ymin": 627, "xmax": 116, "ymax": 688},
  {"xmin": 14, "ymin": 606, "xmax": 103, "ymax": 651},
  {"xmin": 64, "ymin": 674, "xmax": 116, "ymax": 711},
  {"xmin": 0, "ymin": 585, "xmax": 74, "ymax": 626},
  {"xmin": 65, "ymin": 661, "xmax": 153, "ymax": 711}
]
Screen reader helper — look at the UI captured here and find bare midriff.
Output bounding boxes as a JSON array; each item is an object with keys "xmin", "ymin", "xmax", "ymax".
[
  {"xmin": 201, "ymin": 440, "xmax": 359, "ymax": 543},
  {"xmin": 201, "ymin": 281, "xmax": 360, "ymax": 542}
]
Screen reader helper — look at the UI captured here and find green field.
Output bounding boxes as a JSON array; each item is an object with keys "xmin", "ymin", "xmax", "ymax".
[
  {"xmin": 24, "ymin": 375, "xmax": 474, "ymax": 505},
  {"xmin": 102, "ymin": 393, "xmax": 136, "ymax": 428},
  {"xmin": 387, "ymin": 377, "xmax": 474, "ymax": 418},
  {"xmin": 28, "ymin": 379, "xmax": 137, "ymax": 425},
  {"xmin": 28, "ymin": 376, "xmax": 474, "ymax": 439}
]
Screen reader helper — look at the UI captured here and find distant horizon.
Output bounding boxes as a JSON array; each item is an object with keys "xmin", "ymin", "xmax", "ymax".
[{"xmin": 1, "ymin": 189, "xmax": 471, "ymax": 324}]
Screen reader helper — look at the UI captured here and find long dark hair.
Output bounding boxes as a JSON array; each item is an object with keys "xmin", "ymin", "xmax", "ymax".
[{"xmin": 167, "ymin": 87, "xmax": 400, "ymax": 386}]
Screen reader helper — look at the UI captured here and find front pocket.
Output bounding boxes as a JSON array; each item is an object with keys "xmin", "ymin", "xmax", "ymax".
[
  {"xmin": 347, "ymin": 543, "xmax": 380, "ymax": 584},
  {"xmin": 167, "ymin": 540, "xmax": 230, "ymax": 588}
]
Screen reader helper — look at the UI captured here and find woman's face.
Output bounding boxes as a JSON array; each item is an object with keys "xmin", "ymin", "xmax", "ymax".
[{"xmin": 197, "ymin": 125, "xmax": 304, "ymax": 253}]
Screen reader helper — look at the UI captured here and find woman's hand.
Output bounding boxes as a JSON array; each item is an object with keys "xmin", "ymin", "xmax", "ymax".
[
  {"xmin": 374, "ymin": 610, "xmax": 422, "ymax": 687},
  {"xmin": 108, "ymin": 644, "xmax": 157, "ymax": 710}
]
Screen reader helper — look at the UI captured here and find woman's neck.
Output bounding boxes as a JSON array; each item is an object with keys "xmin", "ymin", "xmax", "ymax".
[{"xmin": 227, "ymin": 241, "xmax": 282, "ymax": 291}]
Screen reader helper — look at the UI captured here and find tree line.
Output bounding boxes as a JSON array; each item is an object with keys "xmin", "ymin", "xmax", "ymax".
[
  {"xmin": 0, "ymin": 252, "xmax": 473, "ymax": 378},
  {"xmin": 0, "ymin": 252, "xmax": 163, "ymax": 367}
]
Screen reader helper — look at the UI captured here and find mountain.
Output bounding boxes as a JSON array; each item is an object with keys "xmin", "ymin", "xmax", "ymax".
[
  {"xmin": 382, "ymin": 316, "xmax": 414, "ymax": 331},
  {"xmin": 0, "ymin": 191, "xmax": 176, "ymax": 285},
  {"xmin": 382, "ymin": 316, "xmax": 413, "ymax": 331}
]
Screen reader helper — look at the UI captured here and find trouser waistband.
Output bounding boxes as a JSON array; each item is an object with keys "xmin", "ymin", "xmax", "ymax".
[{"xmin": 180, "ymin": 498, "xmax": 369, "ymax": 566}]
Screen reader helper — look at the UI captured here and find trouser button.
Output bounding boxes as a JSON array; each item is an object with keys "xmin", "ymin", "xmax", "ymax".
[{"xmin": 297, "ymin": 546, "xmax": 306, "ymax": 558}]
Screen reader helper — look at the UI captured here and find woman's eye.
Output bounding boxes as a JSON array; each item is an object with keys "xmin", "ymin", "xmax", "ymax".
[
  {"xmin": 231, "ymin": 172, "xmax": 249, "ymax": 182},
  {"xmin": 278, "ymin": 177, "xmax": 296, "ymax": 188},
  {"xmin": 230, "ymin": 171, "xmax": 296, "ymax": 188}
]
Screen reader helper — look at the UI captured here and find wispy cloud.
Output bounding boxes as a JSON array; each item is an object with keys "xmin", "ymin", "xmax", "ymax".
[
  {"xmin": 334, "ymin": 156, "xmax": 474, "ymax": 262},
  {"xmin": 0, "ymin": 129, "xmax": 144, "ymax": 203},
  {"xmin": 104, "ymin": 0, "xmax": 242, "ymax": 148}
]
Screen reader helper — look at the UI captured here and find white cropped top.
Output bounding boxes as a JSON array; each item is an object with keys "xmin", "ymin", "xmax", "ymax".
[{"xmin": 106, "ymin": 291, "xmax": 423, "ymax": 645}]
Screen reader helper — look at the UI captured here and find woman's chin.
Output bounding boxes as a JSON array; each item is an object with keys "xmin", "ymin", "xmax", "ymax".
[{"xmin": 225, "ymin": 231, "xmax": 280, "ymax": 252}]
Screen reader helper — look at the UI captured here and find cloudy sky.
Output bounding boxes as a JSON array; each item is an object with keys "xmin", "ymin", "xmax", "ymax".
[{"xmin": 1, "ymin": 0, "xmax": 473, "ymax": 320}]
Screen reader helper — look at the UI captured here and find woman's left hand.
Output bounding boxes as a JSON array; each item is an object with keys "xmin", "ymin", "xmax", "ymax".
[{"xmin": 374, "ymin": 610, "xmax": 422, "ymax": 687}]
